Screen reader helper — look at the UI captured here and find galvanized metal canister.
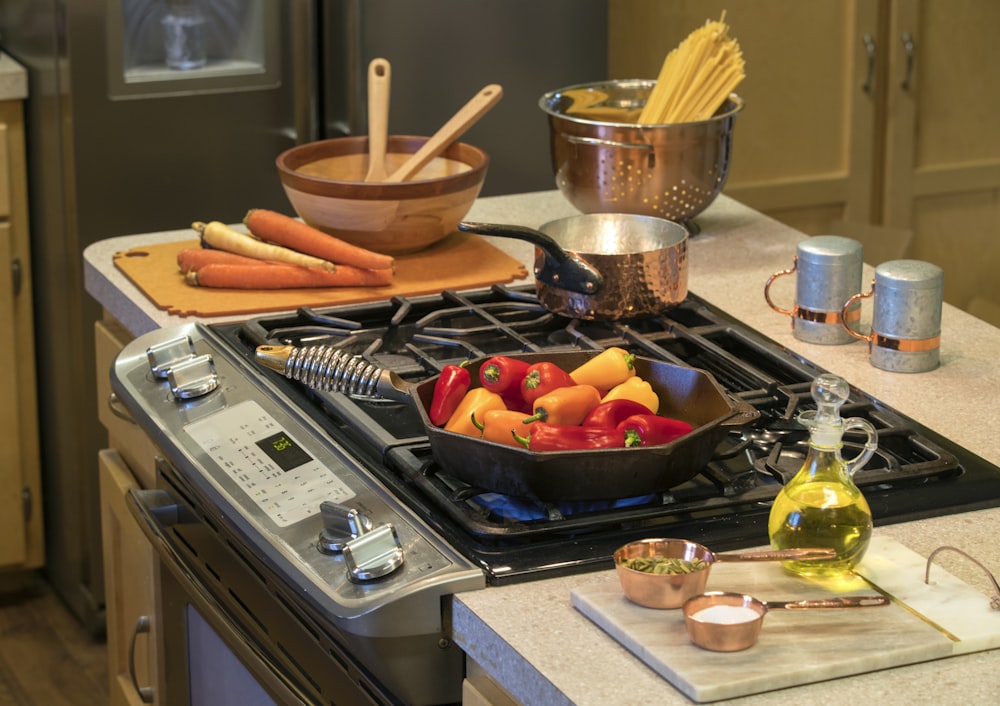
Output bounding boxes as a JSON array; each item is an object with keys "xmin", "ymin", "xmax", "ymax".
[
  {"xmin": 764, "ymin": 235, "xmax": 864, "ymax": 344},
  {"xmin": 842, "ymin": 259, "xmax": 944, "ymax": 373}
]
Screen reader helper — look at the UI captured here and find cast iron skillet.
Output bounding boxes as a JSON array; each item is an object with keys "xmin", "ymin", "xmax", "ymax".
[
  {"xmin": 256, "ymin": 347, "xmax": 758, "ymax": 502},
  {"xmin": 411, "ymin": 351, "xmax": 758, "ymax": 502}
]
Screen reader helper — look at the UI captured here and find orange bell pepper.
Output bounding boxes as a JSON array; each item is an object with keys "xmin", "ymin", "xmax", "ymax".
[
  {"xmin": 523, "ymin": 384, "xmax": 602, "ymax": 427},
  {"xmin": 472, "ymin": 409, "xmax": 536, "ymax": 448},
  {"xmin": 443, "ymin": 387, "xmax": 505, "ymax": 437}
]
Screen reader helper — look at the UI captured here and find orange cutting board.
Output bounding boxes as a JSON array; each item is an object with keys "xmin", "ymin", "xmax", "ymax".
[{"xmin": 112, "ymin": 232, "xmax": 528, "ymax": 317}]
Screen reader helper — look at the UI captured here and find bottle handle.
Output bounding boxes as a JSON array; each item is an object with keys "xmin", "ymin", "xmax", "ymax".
[
  {"xmin": 764, "ymin": 256, "xmax": 797, "ymax": 317},
  {"xmin": 843, "ymin": 416, "xmax": 878, "ymax": 475}
]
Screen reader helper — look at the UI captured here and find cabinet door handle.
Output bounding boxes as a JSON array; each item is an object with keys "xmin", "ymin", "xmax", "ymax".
[
  {"xmin": 127, "ymin": 614, "xmax": 155, "ymax": 703},
  {"xmin": 107, "ymin": 392, "xmax": 137, "ymax": 425},
  {"xmin": 900, "ymin": 32, "xmax": 915, "ymax": 91},
  {"xmin": 862, "ymin": 33, "xmax": 876, "ymax": 93}
]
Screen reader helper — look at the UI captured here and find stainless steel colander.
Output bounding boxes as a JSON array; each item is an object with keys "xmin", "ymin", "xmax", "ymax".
[{"xmin": 539, "ymin": 79, "xmax": 743, "ymax": 225}]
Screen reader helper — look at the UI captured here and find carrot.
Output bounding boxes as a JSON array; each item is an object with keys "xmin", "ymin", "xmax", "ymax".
[
  {"xmin": 244, "ymin": 209, "xmax": 395, "ymax": 271},
  {"xmin": 193, "ymin": 220, "xmax": 337, "ymax": 272},
  {"xmin": 185, "ymin": 262, "xmax": 394, "ymax": 289},
  {"xmin": 177, "ymin": 247, "xmax": 263, "ymax": 273}
]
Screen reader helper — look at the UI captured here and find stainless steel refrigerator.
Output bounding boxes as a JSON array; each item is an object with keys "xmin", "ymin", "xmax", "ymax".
[{"xmin": 0, "ymin": 0, "xmax": 607, "ymax": 630}]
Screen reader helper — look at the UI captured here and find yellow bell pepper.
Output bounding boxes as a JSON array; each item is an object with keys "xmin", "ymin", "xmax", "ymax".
[
  {"xmin": 443, "ymin": 387, "xmax": 506, "ymax": 437},
  {"xmin": 569, "ymin": 347, "xmax": 636, "ymax": 390},
  {"xmin": 601, "ymin": 376, "xmax": 660, "ymax": 414}
]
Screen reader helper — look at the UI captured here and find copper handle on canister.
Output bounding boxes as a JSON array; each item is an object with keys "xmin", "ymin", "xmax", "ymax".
[
  {"xmin": 842, "ymin": 279, "xmax": 875, "ymax": 341},
  {"xmin": 764, "ymin": 256, "xmax": 797, "ymax": 317}
]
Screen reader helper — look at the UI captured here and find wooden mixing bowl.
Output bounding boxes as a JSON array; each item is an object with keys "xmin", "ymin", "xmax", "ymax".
[{"xmin": 276, "ymin": 135, "xmax": 489, "ymax": 255}]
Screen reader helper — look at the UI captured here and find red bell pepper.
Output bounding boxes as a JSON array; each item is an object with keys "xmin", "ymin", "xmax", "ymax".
[
  {"xmin": 523, "ymin": 384, "xmax": 602, "ymax": 426},
  {"xmin": 428, "ymin": 361, "xmax": 471, "ymax": 426},
  {"xmin": 513, "ymin": 422, "xmax": 629, "ymax": 451},
  {"xmin": 479, "ymin": 356, "xmax": 532, "ymax": 395},
  {"xmin": 520, "ymin": 361, "xmax": 575, "ymax": 405},
  {"xmin": 582, "ymin": 398, "xmax": 654, "ymax": 428},
  {"xmin": 616, "ymin": 414, "xmax": 694, "ymax": 446}
]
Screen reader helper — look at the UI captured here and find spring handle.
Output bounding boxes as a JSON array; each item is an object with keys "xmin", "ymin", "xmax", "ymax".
[{"xmin": 256, "ymin": 344, "xmax": 385, "ymax": 397}]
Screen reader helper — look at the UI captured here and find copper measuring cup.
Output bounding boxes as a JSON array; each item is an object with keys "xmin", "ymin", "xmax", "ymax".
[
  {"xmin": 683, "ymin": 591, "xmax": 889, "ymax": 652},
  {"xmin": 614, "ymin": 538, "xmax": 836, "ymax": 609}
]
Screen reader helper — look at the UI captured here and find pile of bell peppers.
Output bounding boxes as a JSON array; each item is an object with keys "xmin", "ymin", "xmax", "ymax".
[{"xmin": 428, "ymin": 347, "xmax": 694, "ymax": 451}]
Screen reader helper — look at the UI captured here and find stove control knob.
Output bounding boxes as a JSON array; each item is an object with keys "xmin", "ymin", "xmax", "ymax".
[
  {"xmin": 317, "ymin": 501, "xmax": 372, "ymax": 554},
  {"xmin": 343, "ymin": 524, "xmax": 404, "ymax": 582},
  {"xmin": 146, "ymin": 336, "xmax": 196, "ymax": 378},
  {"xmin": 167, "ymin": 354, "xmax": 219, "ymax": 399}
]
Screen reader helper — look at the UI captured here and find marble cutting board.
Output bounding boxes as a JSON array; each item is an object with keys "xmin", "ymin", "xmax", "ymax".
[{"xmin": 571, "ymin": 536, "xmax": 1000, "ymax": 702}]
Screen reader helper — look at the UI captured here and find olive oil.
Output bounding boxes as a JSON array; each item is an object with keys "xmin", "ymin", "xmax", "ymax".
[
  {"xmin": 768, "ymin": 480, "xmax": 872, "ymax": 576},
  {"xmin": 768, "ymin": 374, "xmax": 877, "ymax": 577}
]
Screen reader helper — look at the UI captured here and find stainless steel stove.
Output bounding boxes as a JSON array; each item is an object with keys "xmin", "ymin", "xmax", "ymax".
[{"xmin": 111, "ymin": 285, "xmax": 1000, "ymax": 706}]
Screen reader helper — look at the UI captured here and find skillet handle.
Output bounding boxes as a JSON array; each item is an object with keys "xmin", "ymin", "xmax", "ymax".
[{"xmin": 458, "ymin": 221, "xmax": 603, "ymax": 295}]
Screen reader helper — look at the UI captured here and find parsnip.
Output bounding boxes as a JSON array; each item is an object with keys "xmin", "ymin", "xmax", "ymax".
[{"xmin": 192, "ymin": 220, "xmax": 336, "ymax": 272}]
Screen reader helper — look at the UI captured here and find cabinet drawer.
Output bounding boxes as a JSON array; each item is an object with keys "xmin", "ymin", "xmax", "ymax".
[{"xmin": 95, "ymin": 319, "xmax": 158, "ymax": 488}]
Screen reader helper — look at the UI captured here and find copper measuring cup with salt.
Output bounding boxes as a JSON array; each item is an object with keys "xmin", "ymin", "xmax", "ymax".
[{"xmin": 683, "ymin": 591, "xmax": 889, "ymax": 652}]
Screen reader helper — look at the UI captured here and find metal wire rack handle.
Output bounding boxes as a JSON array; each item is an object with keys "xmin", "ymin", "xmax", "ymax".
[{"xmin": 924, "ymin": 545, "xmax": 1000, "ymax": 610}]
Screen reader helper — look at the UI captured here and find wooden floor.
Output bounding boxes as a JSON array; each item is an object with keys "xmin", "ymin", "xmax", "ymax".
[{"xmin": 0, "ymin": 575, "xmax": 108, "ymax": 706}]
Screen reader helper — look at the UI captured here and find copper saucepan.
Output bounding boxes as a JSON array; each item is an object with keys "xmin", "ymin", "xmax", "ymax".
[{"xmin": 458, "ymin": 213, "xmax": 688, "ymax": 320}]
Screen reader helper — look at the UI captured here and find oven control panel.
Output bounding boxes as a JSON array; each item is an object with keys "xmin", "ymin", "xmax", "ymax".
[
  {"xmin": 184, "ymin": 399, "xmax": 356, "ymax": 528},
  {"xmin": 112, "ymin": 324, "xmax": 486, "ymax": 619}
]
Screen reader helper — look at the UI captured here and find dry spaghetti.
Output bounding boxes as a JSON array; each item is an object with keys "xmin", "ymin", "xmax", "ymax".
[{"xmin": 638, "ymin": 13, "xmax": 745, "ymax": 124}]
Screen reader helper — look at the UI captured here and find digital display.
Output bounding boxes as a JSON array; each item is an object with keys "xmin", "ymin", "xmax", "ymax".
[{"xmin": 255, "ymin": 431, "xmax": 312, "ymax": 472}]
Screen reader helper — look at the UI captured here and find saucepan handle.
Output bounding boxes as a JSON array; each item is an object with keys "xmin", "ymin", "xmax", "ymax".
[{"xmin": 458, "ymin": 221, "xmax": 603, "ymax": 296}]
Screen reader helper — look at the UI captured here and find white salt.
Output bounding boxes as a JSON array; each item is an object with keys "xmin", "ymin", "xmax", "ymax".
[{"xmin": 691, "ymin": 604, "xmax": 760, "ymax": 624}]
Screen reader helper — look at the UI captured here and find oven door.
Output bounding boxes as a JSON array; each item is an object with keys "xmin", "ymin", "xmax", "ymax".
[{"xmin": 126, "ymin": 484, "xmax": 392, "ymax": 706}]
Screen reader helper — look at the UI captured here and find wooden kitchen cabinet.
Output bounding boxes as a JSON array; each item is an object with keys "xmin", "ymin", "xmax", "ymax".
[
  {"xmin": 100, "ymin": 449, "xmax": 160, "ymax": 706},
  {"xmin": 0, "ymin": 97, "xmax": 43, "ymax": 578},
  {"xmin": 609, "ymin": 0, "xmax": 1000, "ymax": 327},
  {"xmin": 96, "ymin": 317, "xmax": 161, "ymax": 705}
]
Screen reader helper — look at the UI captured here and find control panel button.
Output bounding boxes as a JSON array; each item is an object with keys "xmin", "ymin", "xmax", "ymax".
[
  {"xmin": 146, "ymin": 336, "xmax": 196, "ymax": 378},
  {"xmin": 343, "ymin": 524, "xmax": 404, "ymax": 582},
  {"xmin": 167, "ymin": 354, "xmax": 219, "ymax": 399},
  {"xmin": 317, "ymin": 501, "xmax": 372, "ymax": 554}
]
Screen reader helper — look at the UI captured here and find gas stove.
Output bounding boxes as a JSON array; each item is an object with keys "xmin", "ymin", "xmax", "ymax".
[
  {"xmin": 111, "ymin": 284, "xmax": 1000, "ymax": 705},
  {"xmin": 220, "ymin": 284, "xmax": 1000, "ymax": 580}
]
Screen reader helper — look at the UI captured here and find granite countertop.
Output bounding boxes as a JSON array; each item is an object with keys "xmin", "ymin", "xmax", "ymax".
[
  {"xmin": 0, "ymin": 53, "xmax": 27, "ymax": 101},
  {"xmin": 83, "ymin": 191, "xmax": 1000, "ymax": 704}
]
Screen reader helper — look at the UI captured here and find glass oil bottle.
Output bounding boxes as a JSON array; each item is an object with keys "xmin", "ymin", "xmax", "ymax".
[{"xmin": 768, "ymin": 374, "xmax": 878, "ymax": 577}]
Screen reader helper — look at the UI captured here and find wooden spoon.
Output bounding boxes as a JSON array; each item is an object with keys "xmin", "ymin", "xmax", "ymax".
[
  {"xmin": 364, "ymin": 58, "xmax": 391, "ymax": 182},
  {"xmin": 386, "ymin": 83, "xmax": 503, "ymax": 182}
]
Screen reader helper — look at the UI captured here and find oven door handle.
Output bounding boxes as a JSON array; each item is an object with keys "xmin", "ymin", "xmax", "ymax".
[{"xmin": 125, "ymin": 488, "xmax": 314, "ymax": 706}]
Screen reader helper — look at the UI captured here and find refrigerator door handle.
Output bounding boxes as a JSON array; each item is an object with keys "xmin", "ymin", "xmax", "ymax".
[{"xmin": 291, "ymin": 0, "xmax": 319, "ymax": 143}]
